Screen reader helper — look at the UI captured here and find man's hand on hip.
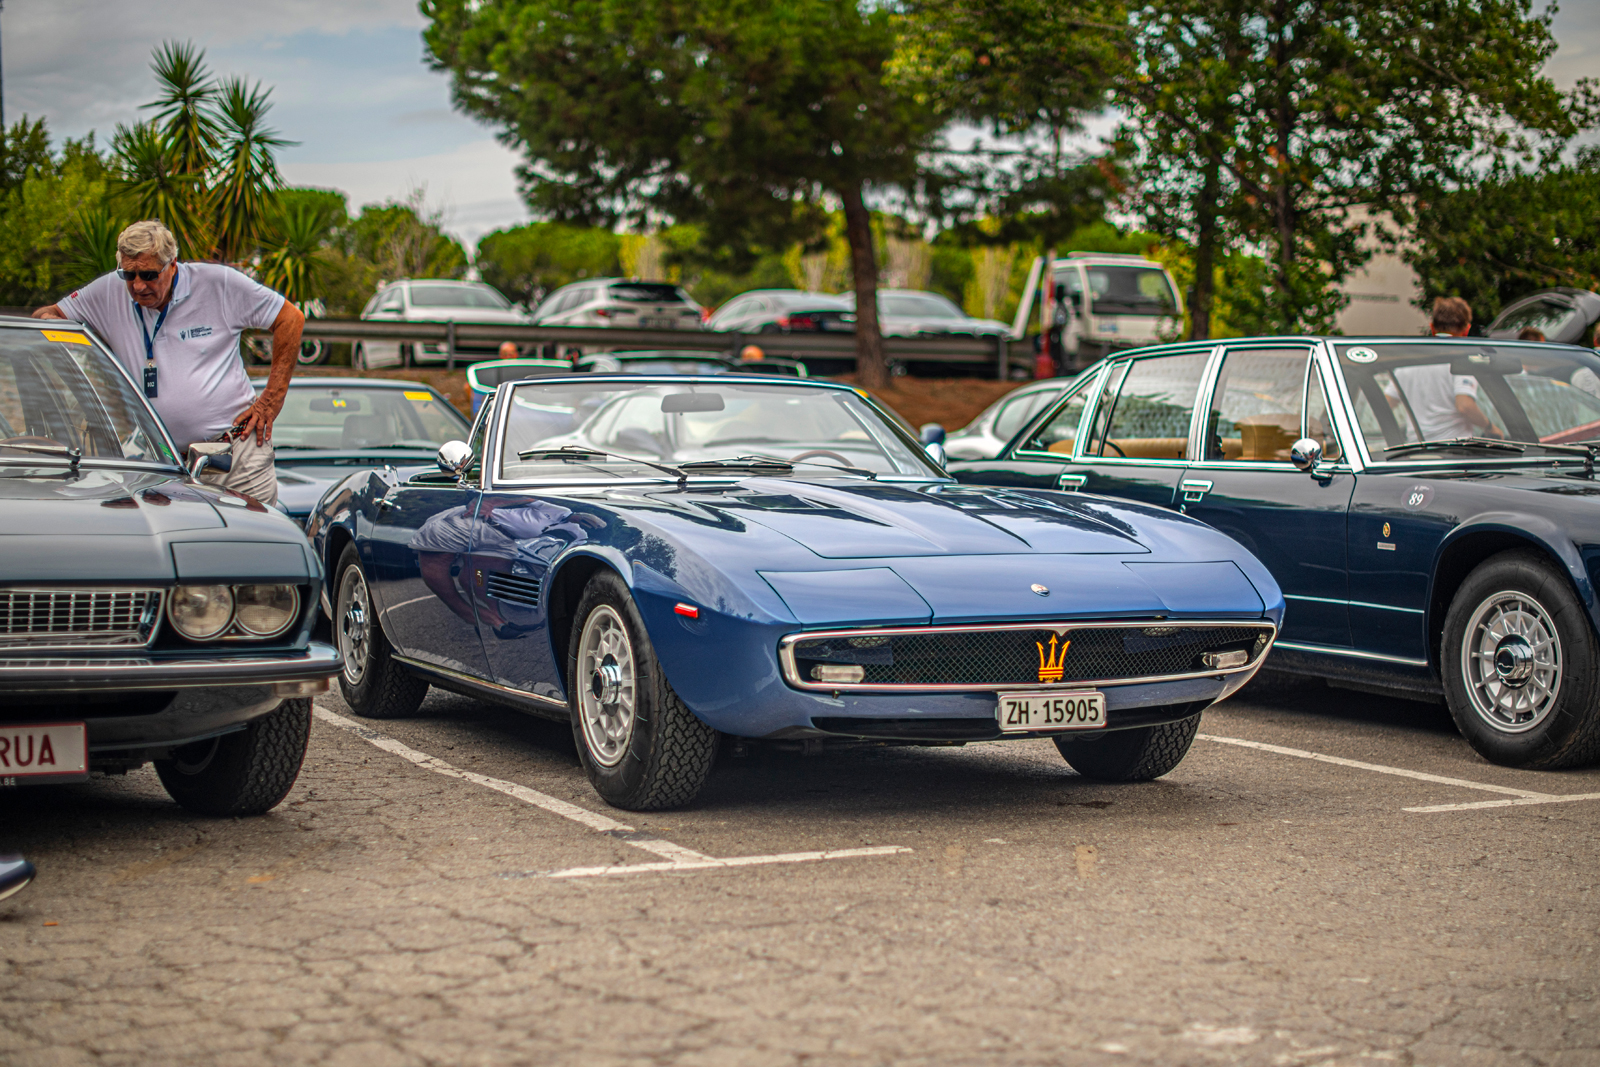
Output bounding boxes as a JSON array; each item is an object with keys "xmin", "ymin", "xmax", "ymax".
[{"xmin": 235, "ymin": 390, "xmax": 285, "ymax": 446}]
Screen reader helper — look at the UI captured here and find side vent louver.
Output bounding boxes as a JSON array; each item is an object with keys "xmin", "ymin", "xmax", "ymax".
[{"xmin": 485, "ymin": 572, "xmax": 541, "ymax": 607}]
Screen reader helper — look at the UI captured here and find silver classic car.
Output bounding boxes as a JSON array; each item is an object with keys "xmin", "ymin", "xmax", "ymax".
[{"xmin": 0, "ymin": 318, "xmax": 339, "ymax": 814}]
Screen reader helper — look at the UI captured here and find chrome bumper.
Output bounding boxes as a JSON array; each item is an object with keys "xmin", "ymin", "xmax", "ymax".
[{"xmin": 0, "ymin": 641, "xmax": 342, "ymax": 692}]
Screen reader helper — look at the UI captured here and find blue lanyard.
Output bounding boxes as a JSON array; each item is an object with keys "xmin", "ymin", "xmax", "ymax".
[{"xmin": 134, "ymin": 301, "xmax": 169, "ymax": 363}]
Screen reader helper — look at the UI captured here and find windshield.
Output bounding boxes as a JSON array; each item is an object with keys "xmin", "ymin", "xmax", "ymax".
[
  {"xmin": 267, "ymin": 386, "xmax": 471, "ymax": 450},
  {"xmin": 0, "ymin": 329, "xmax": 176, "ymax": 466},
  {"xmin": 1336, "ymin": 342, "xmax": 1600, "ymax": 456},
  {"xmin": 880, "ymin": 293, "xmax": 966, "ymax": 319},
  {"xmin": 497, "ymin": 380, "xmax": 939, "ymax": 482},
  {"xmin": 1084, "ymin": 267, "xmax": 1178, "ymax": 316},
  {"xmin": 408, "ymin": 284, "xmax": 511, "ymax": 309},
  {"xmin": 607, "ymin": 283, "xmax": 687, "ymax": 304}
]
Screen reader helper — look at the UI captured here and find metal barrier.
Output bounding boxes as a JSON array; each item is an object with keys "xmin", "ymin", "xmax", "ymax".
[{"xmin": 298, "ymin": 319, "xmax": 1033, "ymax": 379}]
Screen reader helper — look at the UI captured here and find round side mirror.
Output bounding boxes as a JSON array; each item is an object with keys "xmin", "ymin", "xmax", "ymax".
[
  {"xmin": 436, "ymin": 440, "xmax": 473, "ymax": 477},
  {"xmin": 924, "ymin": 441, "xmax": 948, "ymax": 469},
  {"xmin": 919, "ymin": 422, "xmax": 947, "ymax": 446},
  {"xmin": 1290, "ymin": 437, "xmax": 1323, "ymax": 473}
]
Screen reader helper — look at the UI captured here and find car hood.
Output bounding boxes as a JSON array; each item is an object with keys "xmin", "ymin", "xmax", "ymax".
[{"xmin": 0, "ymin": 467, "xmax": 224, "ymax": 536}]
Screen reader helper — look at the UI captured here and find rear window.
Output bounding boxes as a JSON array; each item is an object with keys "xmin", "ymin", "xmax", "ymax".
[
  {"xmin": 408, "ymin": 284, "xmax": 511, "ymax": 310},
  {"xmin": 607, "ymin": 283, "xmax": 688, "ymax": 304}
]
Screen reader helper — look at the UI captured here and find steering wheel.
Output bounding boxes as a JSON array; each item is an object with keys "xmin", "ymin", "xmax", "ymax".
[
  {"xmin": 789, "ymin": 449, "xmax": 853, "ymax": 466},
  {"xmin": 1101, "ymin": 439, "xmax": 1126, "ymax": 458}
]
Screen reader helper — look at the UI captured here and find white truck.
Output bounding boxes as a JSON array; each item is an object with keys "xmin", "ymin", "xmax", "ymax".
[{"xmin": 1011, "ymin": 252, "xmax": 1185, "ymax": 369}]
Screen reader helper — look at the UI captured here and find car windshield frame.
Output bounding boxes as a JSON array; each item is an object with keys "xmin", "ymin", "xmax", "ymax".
[
  {"xmin": 487, "ymin": 376, "xmax": 945, "ymax": 488},
  {"xmin": 0, "ymin": 325, "xmax": 181, "ymax": 471},
  {"xmin": 263, "ymin": 383, "xmax": 472, "ymax": 452},
  {"xmin": 1327, "ymin": 338, "xmax": 1600, "ymax": 468}
]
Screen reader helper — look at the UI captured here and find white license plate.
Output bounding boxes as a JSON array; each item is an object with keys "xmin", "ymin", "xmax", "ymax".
[
  {"xmin": 639, "ymin": 316, "xmax": 678, "ymax": 329},
  {"xmin": 997, "ymin": 690, "xmax": 1106, "ymax": 733},
  {"xmin": 0, "ymin": 722, "xmax": 88, "ymax": 783}
]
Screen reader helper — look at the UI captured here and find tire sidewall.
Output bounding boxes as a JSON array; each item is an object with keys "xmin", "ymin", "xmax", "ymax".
[
  {"xmin": 1442, "ymin": 551, "xmax": 1599, "ymax": 768},
  {"xmin": 567, "ymin": 571, "xmax": 668, "ymax": 806}
]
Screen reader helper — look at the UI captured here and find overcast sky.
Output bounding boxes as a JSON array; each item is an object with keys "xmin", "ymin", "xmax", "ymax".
[{"xmin": 8, "ymin": 0, "xmax": 1598, "ymax": 252}]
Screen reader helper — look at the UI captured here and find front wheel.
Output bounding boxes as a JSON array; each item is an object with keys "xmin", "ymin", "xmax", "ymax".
[
  {"xmin": 155, "ymin": 698, "xmax": 311, "ymax": 815},
  {"xmin": 334, "ymin": 544, "xmax": 429, "ymax": 718},
  {"xmin": 567, "ymin": 570, "xmax": 717, "ymax": 810},
  {"xmin": 1055, "ymin": 714, "xmax": 1201, "ymax": 781},
  {"xmin": 1442, "ymin": 550, "xmax": 1600, "ymax": 768}
]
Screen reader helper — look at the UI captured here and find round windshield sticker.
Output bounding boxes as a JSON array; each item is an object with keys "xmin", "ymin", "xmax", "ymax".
[
  {"xmin": 1404, "ymin": 485, "xmax": 1433, "ymax": 509},
  {"xmin": 1346, "ymin": 346, "xmax": 1378, "ymax": 363}
]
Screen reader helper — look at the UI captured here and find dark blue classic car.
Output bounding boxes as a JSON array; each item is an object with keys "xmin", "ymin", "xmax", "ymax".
[
  {"xmin": 257, "ymin": 377, "xmax": 472, "ymax": 525},
  {"xmin": 0, "ymin": 319, "xmax": 340, "ymax": 814},
  {"xmin": 308, "ymin": 375, "xmax": 1283, "ymax": 810},
  {"xmin": 953, "ymin": 336, "xmax": 1600, "ymax": 770}
]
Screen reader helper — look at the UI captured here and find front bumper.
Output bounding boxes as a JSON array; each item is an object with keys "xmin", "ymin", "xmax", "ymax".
[{"xmin": 0, "ymin": 642, "xmax": 341, "ymax": 692}]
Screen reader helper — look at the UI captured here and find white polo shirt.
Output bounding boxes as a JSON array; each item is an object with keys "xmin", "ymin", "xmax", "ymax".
[{"xmin": 56, "ymin": 263, "xmax": 284, "ymax": 453}]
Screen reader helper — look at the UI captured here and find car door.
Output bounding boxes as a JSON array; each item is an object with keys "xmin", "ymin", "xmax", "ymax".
[
  {"xmin": 363, "ymin": 404, "xmax": 493, "ymax": 678},
  {"xmin": 970, "ymin": 348, "xmax": 1212, "ymax": 509},
  {"xmin": 1178, "ymin": 345, "xmax": 1355, "ymax": 647}
]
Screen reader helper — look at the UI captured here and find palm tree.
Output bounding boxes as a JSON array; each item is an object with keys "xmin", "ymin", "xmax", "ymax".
[
  {"xmin": 69, "ymin": 206, "xmax": 125, "ymax": 287},
  {"xmin": 258, "ymin": 199, "xmax": 334, "ymax": 304},
  {"xmin": 211, "ymin": 77, "xmax": 294, "ymax": 265},
  {"xmin": 109, "ymin": 120, "xmax": 208, "ymax": 257},
  {"xmin": 144, "ymin": 41, "xmax": 218, "ymax": 179}
]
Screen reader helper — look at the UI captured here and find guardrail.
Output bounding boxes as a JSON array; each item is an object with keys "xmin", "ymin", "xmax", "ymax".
[{"xmin": 298, "ymin": 319, "xmax": 1034, "ymax": 379}]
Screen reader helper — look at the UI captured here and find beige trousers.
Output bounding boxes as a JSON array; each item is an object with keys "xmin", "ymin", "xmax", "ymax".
[{"xmin": 191, "ymin": 431, "xmax": 278, "ymax": 506}]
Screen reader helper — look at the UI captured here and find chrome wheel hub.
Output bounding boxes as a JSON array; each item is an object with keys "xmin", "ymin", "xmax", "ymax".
[
  {"xmin": 577, "ymin": 604, "xmax": 636, "ymax": 768},
  {"xmin": 1462, "ymin": 592, "xmax": 1561, "ymax": 734},
  {"xmin": 337, "ymin": 567, "xmax": 372, "ymax": 688}
]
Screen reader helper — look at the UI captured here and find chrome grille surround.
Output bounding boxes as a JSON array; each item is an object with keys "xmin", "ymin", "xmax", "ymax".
[
  {"xmin": 778, "ymin": 619, "xmax": 1278, "ymax": 692},
  {"xmin": 0, "ymin": 588, "xmax": 165, "ymax": 651}
]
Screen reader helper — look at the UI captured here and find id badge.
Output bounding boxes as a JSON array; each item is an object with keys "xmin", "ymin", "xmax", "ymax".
[{"xmin": 143, "ymin": 360, "xmax": 158, "ymax": 399}]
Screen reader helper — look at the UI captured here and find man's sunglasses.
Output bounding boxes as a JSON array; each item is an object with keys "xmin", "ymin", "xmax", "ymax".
[{"xmin": 117, "ymin": 268, "xmax": 166, "ymax": 282}]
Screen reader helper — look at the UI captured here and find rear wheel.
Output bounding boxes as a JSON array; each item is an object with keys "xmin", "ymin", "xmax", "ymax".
[
  {"xmin": 352, "ymin": 343, "xmax": 369, "ymax": 370},
  {"xmin": 334, "ymin": 544, "xmax": 428, "ymax": 718},
  {"xmin": 155, "ymin": 698, "xmax": 311, "ymax": 816},
  {"xmin": 567, "ymin": 570, "xmax": 717, "ymax": 810},
  {"xmin": 1442, "ymin": 551, "xmax": 1600, "ymax": 768},
  {"xmin": 1055, "ymin": 714, "xmax": 1201, "ymax": 781}
]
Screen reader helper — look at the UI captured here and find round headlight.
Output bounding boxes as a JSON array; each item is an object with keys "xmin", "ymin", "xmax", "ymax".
[
  {"xmin": 169, "ymin": 584, "xmax": 234, "ymax": 640},
  {"xmin": 234, "ymin": 584, "xmax": 300, "ymax": 638}
]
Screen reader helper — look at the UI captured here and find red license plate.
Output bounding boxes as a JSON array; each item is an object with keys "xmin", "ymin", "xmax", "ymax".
[{"xmin": 0, "ymin": 722, "xmax": 88, "ymax": 785}]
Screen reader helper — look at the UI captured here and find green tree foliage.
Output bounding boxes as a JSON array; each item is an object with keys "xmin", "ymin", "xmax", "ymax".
[
  {"xmin": 1406, "ymin": 151, "xmax": 1600, "ymax": 327},
  {"xmin": 476, "ymin": 223, "xmax": 622, "ymax": 305},
  {"xmin": 210, "ymin": 77, "xmax": 295, "ymax": 264},
  {"xmin": 423, "ymin": 0, "xmax": 942, "ymax": 388},
  {"xmin": 349, "ymin": 190, "xmax": 469, "ymax": 283},
  {"xmin": 0, "ymin": 121, "xmax": 114, "ymax": 304},
  {"xmin": 110, "ymin": 120, "xmax": 207, "ymax": 257}
]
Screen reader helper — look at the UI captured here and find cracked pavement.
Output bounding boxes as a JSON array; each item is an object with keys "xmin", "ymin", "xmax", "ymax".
[{"xmin": 2, "ymin": 676, "xmax": 1597, "ymax": 1066}]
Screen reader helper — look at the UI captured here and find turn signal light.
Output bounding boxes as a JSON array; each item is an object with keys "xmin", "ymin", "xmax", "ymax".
[
  {"xmin": 811, "ymin": 664, "xmax": 865, "ymax": 683},
  {"xmin": 1201, "ymin": 650, "xmax": 1250, "ymax": 670}
]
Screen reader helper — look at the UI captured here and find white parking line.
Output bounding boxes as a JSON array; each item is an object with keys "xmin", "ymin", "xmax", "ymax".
[
  {"xmin": 313, "ymin": 706, "xmax": 911, "ymax": 876},
  {"xmin": 1196, "ymin": 733, "xmax": 1600, "ymax": 813}
]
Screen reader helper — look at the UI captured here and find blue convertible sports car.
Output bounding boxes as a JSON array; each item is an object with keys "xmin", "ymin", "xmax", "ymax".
[{"xmin": 308, "ymin": 375, "xmax": 1284, "ymax": 809}]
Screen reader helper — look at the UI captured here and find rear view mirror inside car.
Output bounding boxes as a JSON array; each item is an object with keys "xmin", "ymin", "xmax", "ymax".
[{"xmin": 661, "ymin": 392, "xmax": 726, "ymax": 413}]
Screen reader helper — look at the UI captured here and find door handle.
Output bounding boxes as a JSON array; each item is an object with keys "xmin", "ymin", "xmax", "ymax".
[
  {"xmin": 1180, "ymin": 478, "xmax": 1213, "ymax": 502},
  {"xmin": 1057, "ymin": 473, "xmax": 1087, "ymax": 491}
]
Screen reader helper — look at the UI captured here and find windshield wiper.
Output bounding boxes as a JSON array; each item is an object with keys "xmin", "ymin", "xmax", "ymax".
[
  {"xmin": 517, "ymin": 445, "xmax": 687, "ymax": 485},
  {"xmin": 746, "ymin": 453, "xmax": 879, "ymax": 479},
  {"xmin": 1523, "ymin": 441, "xmax": 1600, "ymax": 479},
  {"xmin": 678, "ymin": 456, "xmax": 795, "ymax": 474},
  {"xmin": 0, "ymin": 441, "xmax": 82, "ymax": 471},
  {"xmin": 1385, "ymin": 437, "xmax": 1526, "ymax": 456}
]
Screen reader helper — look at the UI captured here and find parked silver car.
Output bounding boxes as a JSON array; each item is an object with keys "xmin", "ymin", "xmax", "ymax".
[
  {"xmin": 705, "ymin": 289, "xmax": 856, "ymax": 334},
  {"xmin": 530, "ymin": 279, "xmax": 703, "ymax": 356},
  {"xmin": 354, "ymin": 279, "xmax": 529, "ymax": 369},
  {"xmin": 848, "ymin": 289, "xmax": 1011, "ymax": 338},
  {"xmin": 938, "ymin": 377, "xmax": 1080, "ymax": 461}
]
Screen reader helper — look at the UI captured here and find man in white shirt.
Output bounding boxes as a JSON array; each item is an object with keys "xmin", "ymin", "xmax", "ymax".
[
  {"xmin": 1390, "ymin": 296, "xmax": 1500, "ymax": 441},
  {"xmin": 31, "ymin": 219, "xmax": 305, "ymax": 504}
]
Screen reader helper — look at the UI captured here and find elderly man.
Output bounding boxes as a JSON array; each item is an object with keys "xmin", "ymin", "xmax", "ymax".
[
  {"xmin": 32, "ymin": 220, "xmax": 305, "ymax": 504},
  {"xmin": 1389, "ymin": 296, "xmax": 1500, "ymax": 441}
]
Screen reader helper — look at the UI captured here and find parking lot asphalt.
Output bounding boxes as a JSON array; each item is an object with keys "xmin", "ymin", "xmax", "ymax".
[{"xmin": 3, "ymin": 675, "xmax": 1597, "ymax": 1067}]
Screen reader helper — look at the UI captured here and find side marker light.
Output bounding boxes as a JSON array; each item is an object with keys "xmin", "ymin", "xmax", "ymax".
[{"xmin": 674, "ymin": 603, "xmax": 700, "ymax": 618}]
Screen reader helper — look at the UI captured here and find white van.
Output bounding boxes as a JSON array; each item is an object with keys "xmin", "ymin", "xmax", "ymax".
[{"xmin": 1012, "ymin": 252, "xmax": 1184, "ymax": 366}]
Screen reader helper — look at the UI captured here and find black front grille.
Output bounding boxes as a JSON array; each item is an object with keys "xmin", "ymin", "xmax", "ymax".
[
  {"xmin": 788, "ymin": 624, "xmax": 1271, "ymax": 688},
  {"xmin": 486, "ymin": 572, "xmax": 541, "ymax": 607}
]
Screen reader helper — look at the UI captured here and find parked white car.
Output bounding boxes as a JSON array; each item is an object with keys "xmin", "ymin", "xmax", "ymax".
[
  {"xmin": 530, "ymin": 279, "xmax": 703, "ymax": 356},
  {"xmin": 353, "ymin": 279, "xmax": 529, "ymax": 369}
]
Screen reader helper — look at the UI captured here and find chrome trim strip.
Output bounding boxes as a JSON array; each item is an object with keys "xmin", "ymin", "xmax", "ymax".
[
  {"xmin": 394, "ymin": 654, "xmax": 569, "ymax": 710},
  {"xmin": 1273, "ymin": 640, "xmax": 1429, "ymax": 667},
  {"xmin": 1283, "ymin": 593, "xmax": 1424, "ymax": 615},
  {"xmin": 0, "ymin": 642, "xmax": 342, "ymax": 691},
  {"xmin": 777, "ymin": 619, "xmax": 1277, "ymax": 692}
]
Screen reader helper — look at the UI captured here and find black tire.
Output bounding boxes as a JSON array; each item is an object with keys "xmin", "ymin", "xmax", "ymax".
[
  {"xmin": 1441, "ymin": 550, "xmax": 1600, "ymax": 769},
  {"xmin": 155, "ymin": 698, "xmax": 311, "ymax": 816},
  {"xmin": 567, "ymin": 569, "xmax": 717, "ymax": 810},
  {"xmin": 297, "ymin": 340, "xmax": 328, "ymax": 366},
  {"xmin": 400, "ymin": 343, "xmax": 414, "ymax": 368},
  {"xmin": 1055, "ymin": 714, "xmax": 1201, "ymax": 781},
  {"xmin": 352, "ymin": 342, "xmax": 368, "ymax": 370},
  {"xmin": 333, "ymin": 543, "xmax": 428, "ymax": 719}
]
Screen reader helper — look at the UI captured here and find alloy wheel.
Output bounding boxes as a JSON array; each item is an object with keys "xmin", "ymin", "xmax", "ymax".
[
  {"xmin": 1460, "ymin": 590, "xmax": 1562, "ymax": 734},
  {"xmin": 337, "ymin": 565, "xmax": 372, "ymax": 688},
  {"xmin": 577, "ymin": 604, "xmax": 637, "ymax": 767}
]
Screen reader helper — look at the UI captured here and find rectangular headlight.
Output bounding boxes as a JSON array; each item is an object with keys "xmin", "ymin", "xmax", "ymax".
[
  {"xmin": 811, "ymin": 664, "xmax": 866, "ymax": 684},
  {"xmin": 1201, "ymin": 649, "xmax": 1250, "ymax": 670}
]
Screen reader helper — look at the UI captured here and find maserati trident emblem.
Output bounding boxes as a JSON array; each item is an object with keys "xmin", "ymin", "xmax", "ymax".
[
  {"xmin": 1037, "ymin": 633, "xmax": 1069, "ymax": 682},
  {"xmin": 1031, "ymin": 583, "xmax": 1050, "ymax": 596}
]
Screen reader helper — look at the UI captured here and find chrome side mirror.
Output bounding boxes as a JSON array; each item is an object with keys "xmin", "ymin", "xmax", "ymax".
[
  {"xmin": 919, "ymin": 422, "xmax": 947, "ymax": 446},
  {"xmin": 1289, "ymin": 437, "xmax": 1323, "ymax": 474},
  {"xmin": 924, "ymin": 441, "xmax": 948, "ymax": 469},
  {"xmin": 436, "ymin": 440, "xmax": 473, "ymax": 477}
]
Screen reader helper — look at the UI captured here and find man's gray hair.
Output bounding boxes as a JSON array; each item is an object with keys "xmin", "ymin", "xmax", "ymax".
[{"xmin": 117, "ymin": 220, "xmax": 179, "ymax": 266}]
